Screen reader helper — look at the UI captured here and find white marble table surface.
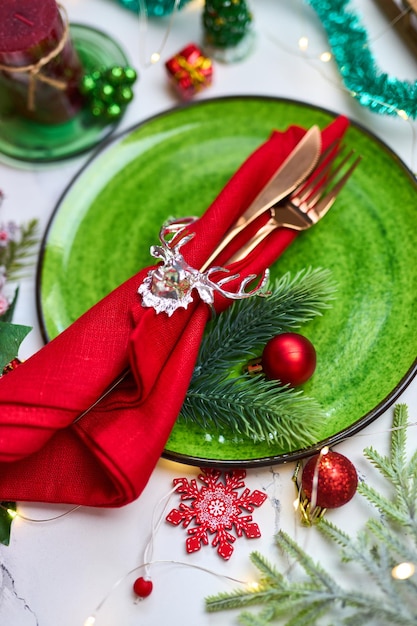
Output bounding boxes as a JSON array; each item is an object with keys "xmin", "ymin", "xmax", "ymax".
[{"xmin": 1, "ymin": 1, "xmax": 417, "ymax": 624}]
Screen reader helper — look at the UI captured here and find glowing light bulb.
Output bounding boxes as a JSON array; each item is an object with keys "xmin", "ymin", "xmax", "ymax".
[
  {"xmin": 298, "ymin": 36, "xmax": 309, "ymax": 51},
  {"xmin": 150, "ymin": 52, "xmax": 161, "ymax": 64},
  {"xmin": 392, "ymin": 562, "xmax": 415, "ymax": 580},
  {"xmin": 247, "ymin": 581, "xmax": 260, "ymax": 592},
  {"xmin": 319, "ymin": 51, "xmax": 332, "ymax": 63},
  {"xmin": 397, "ymin": 109, "xmax": 409, "ymax": 120},
  {"xmin": 7, "ymin": 508, "xmax": 18, "ymax": 519},
  {"xmin": 84, "ymin": 617, "xmax": 96, "ymax": 626}
]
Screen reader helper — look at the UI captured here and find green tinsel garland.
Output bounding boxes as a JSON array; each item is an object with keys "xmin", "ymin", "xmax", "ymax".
[{"xmin": 306, "ymin": 0, "xmax": 417, "ymax": 118}]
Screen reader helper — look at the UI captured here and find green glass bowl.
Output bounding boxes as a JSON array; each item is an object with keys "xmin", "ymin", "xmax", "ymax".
[
  {"xmin": 0, "ymin": 24, "xmax": 130, "ymax": 164},
  {"xmin": 36, "ymin": 96, "xmax": 417, "ymax": 467}
]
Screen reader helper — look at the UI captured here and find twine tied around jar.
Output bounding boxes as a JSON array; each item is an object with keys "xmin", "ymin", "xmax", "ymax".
[{"xmin": 0, "ymin": 5, "xmax": 71, "ymax": 112}]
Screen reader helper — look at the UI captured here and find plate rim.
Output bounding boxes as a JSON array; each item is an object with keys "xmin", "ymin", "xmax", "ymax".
[{"xmin": 35, "ymin": 93, "xmax": 417, "ymax": 467}]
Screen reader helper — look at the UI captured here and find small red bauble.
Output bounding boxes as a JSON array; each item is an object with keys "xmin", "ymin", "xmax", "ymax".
[
  {"xmin": 301, "ymin": 450, "xmax": 358, "ymax": 509},
  {"xmin": 2, "ymin": 357, "xmax": 22, "ymax": 375},
  {"xmin": 133, "ymin": 577, "xmax": 153, "ymax": 598},
  {"xmin": 262, "ymin": 332, "xmax": 316, "ymax": 386}
]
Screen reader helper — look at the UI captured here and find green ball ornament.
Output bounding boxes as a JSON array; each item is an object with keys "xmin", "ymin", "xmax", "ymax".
[
  {"xmin": 90, "ymin": 100, "xmax": 106, "ymax": 118},
  {"xmin": 106, "ymin": 66, "xmax": 125, "ymax": 85},
  {"xmin": 99, "ymin": 83, "xmax": 115, "ymax": 102},
  {"xmin": 117, "ymin": 86, "xmax": 134, "ymax": 104},
  {"xmin": 80, "ymin": 74, "xmax": 97, "ymax": 95},
  {"xmin": 106, "ymin": 103, "xmax": 123, "ymax": 119},
  {"xmin": 123, "ymin": 67, "xmax": 137, "ymax": 84}
]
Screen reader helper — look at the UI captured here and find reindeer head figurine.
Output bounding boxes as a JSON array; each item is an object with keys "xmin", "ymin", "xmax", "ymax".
[{"xmin": 138, "ymin": 217, "xmax": 269, "ymax": 316}]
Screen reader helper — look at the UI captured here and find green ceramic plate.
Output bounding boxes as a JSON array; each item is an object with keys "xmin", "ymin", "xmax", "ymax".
[{"xmin": 37, "ymin": 96, "xmax": 417, "ymax": 467}]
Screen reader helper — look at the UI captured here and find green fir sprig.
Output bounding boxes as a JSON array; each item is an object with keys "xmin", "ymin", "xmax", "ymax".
[
  {"xmin": 0, "ymin": 218, "xmax": 39, "ymax": 282},
  {"xmin": 206, "ymin": 404, "xmax": 417, "ymax": 625},
  {"xmin": 180, "ymin": 267, "xmax": 336, "ymax": 448}
]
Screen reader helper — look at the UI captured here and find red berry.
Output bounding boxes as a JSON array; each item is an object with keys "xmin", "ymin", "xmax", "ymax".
[
  {"xmin": 262, "ymin": 332, "xmax": 316, "ymax": 386},
  {"xmin": 133, "ymin": 577, "xmax": 153, "ymax": 598},
  {"xmin": 301, "ymin": 450, "xmax": 358, "ymax": 509}
]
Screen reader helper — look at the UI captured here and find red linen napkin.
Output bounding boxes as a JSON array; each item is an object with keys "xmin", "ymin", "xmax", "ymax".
[{"xmin": 0, "ymin": 116, "xmax": 349, "ymax": 507}]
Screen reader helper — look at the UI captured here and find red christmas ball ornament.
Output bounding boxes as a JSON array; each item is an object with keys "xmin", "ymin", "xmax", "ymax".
[
  {"xmin": 301, "ymin": 450, "xmax": 358, "ymax": 509},
  {"xmin": 133, "ymin": 576, "xmax": 153, "ymax": 598},
  {"xmin": 262, "ymin": 332, "xmax": 316, "ymax": 386}
]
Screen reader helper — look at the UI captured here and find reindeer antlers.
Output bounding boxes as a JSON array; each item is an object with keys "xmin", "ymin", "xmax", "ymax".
[{"xmin": 138, "ymin": 217, "xmax": 269, "ymax": 317}]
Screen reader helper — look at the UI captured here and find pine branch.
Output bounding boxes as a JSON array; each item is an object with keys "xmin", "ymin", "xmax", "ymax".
[
  {"xmin": 319, "ymin": 520, "xmax": 402, "ymax": 603},
  {"xmin": 250, "ymin": 551, "xmax": 284, "ymax": 582},
  {"xmin": 365, "ymin": 517, "xmax": 417, "ymax": 567},
  {"xmin": 361, "ymin": 405, "xmax": 417, "ymax": 533},
  {"xmin": 181, "ymin": 268, "xmax": 335, "ymax": 449},
  {"xmin": 207, "ymin": 526, "xmax": 417, "ymax": 624},
  {"xmin": 275, "ymin": 531, "xmax": 340, "ymax": 594},
  {"xmin": 2, "ymin": 219, "xmax": 39, "ymax": 281},
  {"xmin": 180, "ymin": 374, "xmax": 325, "ymax": 448},
  {"xmin": 205, "ymin": 404, "xmax": 417, "ymax": 625}
]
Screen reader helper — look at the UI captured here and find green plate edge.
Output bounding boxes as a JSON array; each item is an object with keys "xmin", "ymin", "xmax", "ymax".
[{"xmin": 36, "ymin": 95, "xmax": 417, "ymax": 467}]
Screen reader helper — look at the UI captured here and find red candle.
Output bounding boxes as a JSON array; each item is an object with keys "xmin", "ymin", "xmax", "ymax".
[{"xmin": 0, "ymin": 0, "xmax": 84, "ymax": 124}]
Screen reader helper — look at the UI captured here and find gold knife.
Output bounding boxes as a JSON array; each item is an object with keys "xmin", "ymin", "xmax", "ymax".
[{"xmin": 201, "ymin": 125, "xmax": 322, "ymax": 271}]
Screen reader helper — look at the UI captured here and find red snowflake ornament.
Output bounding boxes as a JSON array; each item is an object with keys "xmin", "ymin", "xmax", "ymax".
[{"xmin": 166, "ymin": 468, "xmax": 267, "ymax": 560}]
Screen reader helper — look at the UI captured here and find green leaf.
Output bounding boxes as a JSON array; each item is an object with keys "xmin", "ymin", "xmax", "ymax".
[
  {"xmin": 0, "ymin": 502, "xmax": 16, "ymax": 545},
  {"xmin": 0, "ymin": 321, "xmax": 31, "ymax": 370}
]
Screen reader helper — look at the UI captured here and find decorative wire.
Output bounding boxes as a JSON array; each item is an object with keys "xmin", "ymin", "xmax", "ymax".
[
  {"xmin": 136, "ymin": 0, "xmax": 182, "ymax": 67},
  {"xmin": 84, "ymin": 559, "xmax": 249, "ymax": 625},
  {"xmin": 0, "ymin": 502, "xmax": 81, "ymax": 522}
]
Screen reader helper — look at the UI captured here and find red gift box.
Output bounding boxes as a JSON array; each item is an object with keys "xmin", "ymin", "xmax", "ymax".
[{"xmin": 165, "ymin": 43, "xmax": 213, "ymax": 99}]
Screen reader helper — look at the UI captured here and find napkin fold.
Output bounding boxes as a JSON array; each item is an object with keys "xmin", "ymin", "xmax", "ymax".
[{"xmin": 0, "ymin": 116, "xmax": 348, "ymax": 507}]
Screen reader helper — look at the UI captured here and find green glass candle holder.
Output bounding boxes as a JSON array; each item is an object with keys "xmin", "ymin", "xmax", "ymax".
[{"xmin": 0, "ymin": 24, "xmax": 132, "ymax": 164}]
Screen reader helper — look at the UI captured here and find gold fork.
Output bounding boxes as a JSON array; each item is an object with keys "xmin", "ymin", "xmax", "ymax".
[{"xmin": 225, "ymin": 148, "xmax": 361, "ymax": 264}]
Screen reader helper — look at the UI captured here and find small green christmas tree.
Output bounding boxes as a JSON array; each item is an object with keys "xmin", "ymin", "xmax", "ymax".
[{"xmin": 203, "ymin": 0, "xmax": 253, "ymax": 56}]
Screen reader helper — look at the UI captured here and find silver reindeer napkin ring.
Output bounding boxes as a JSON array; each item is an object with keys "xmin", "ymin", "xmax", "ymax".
[{"xmin": 138, "ymin": 217, "xmax": 269, "ymax": 316}]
